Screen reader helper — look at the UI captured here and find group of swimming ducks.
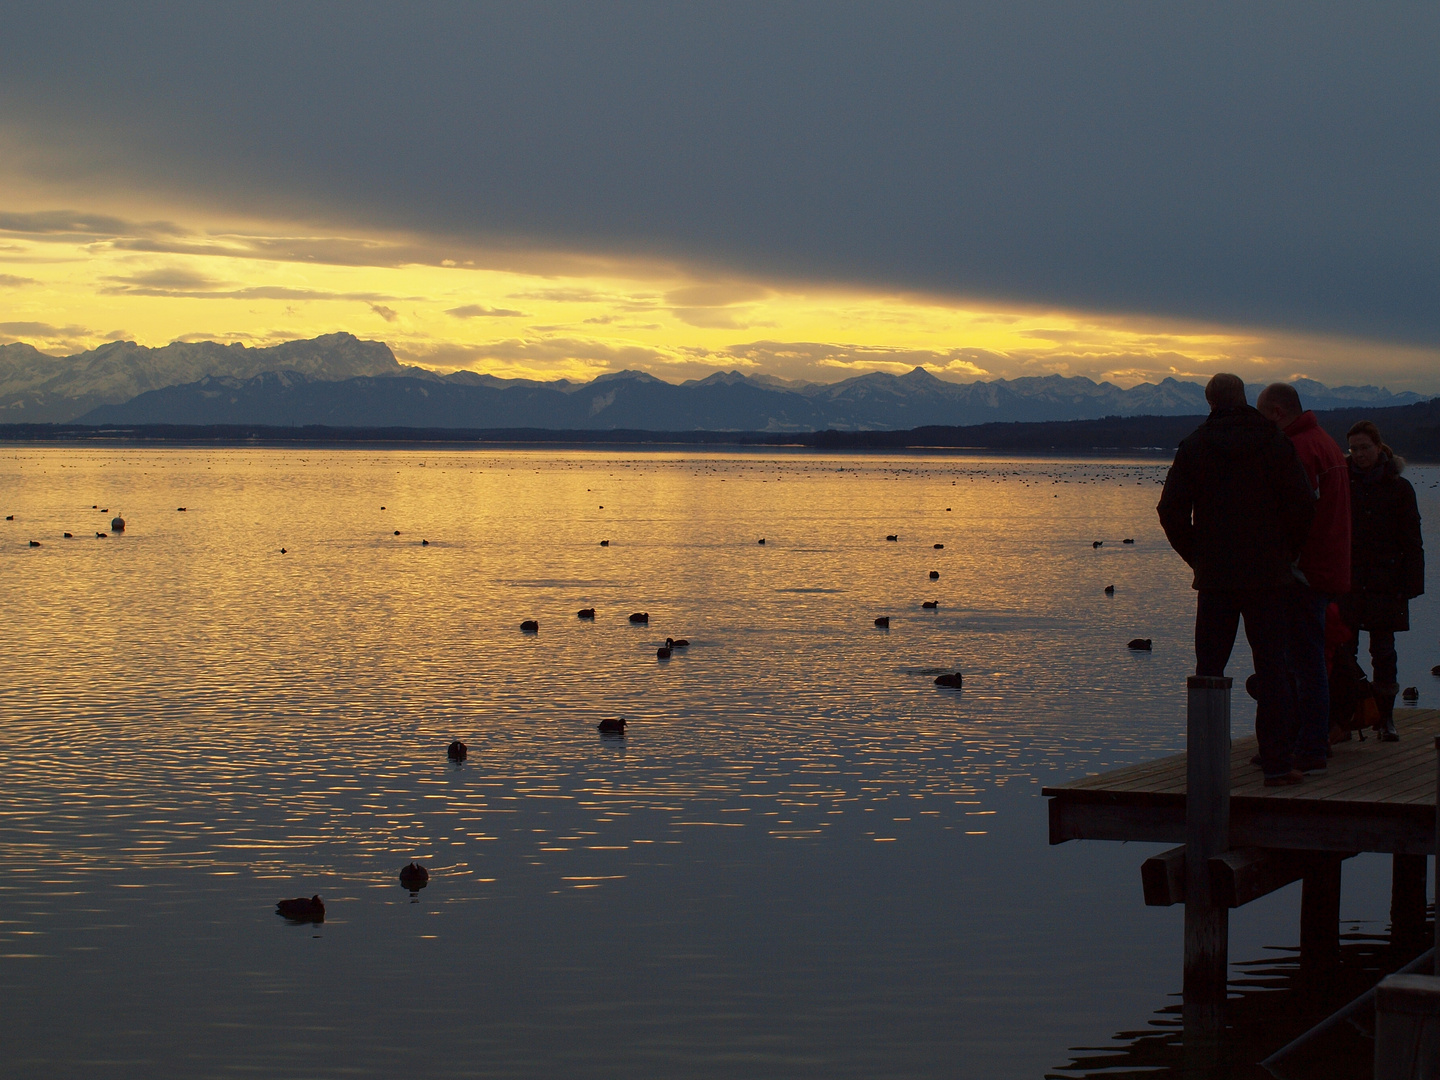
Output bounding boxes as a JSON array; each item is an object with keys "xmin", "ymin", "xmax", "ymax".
[
  {"xmin": 520, "ymin": 608, "xmax": 691, "ymax": 660},
  {"xmin": 276, "ymin": 862, "xmax": 430, "ymax": 924}
]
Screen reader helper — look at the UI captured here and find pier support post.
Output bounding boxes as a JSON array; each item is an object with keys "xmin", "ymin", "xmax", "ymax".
[
  {"xmin": 1301, "ymin": 855, "xmax": 1343, "ymax": 968},
  {"xmin": 1183, "ymin": 675, "xmax": 1232, "ymax": 1062},
  {"xmin": 1393, "ymin": 854, "xmax": 1428, "ymax": 947},
  {"xmin": 1434, "ymin": 737, "xmax": 1440, "ymax": 977}
]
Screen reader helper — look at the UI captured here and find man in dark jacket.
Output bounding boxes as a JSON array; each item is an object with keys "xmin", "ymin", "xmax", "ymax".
[
  {"xmin": 1258, "ymin": 382, "xmax": 1350, "ymax": 769},
  {"xmin": 1158, "ymin": 373, "xmax": 1316, "ymax": 785}
]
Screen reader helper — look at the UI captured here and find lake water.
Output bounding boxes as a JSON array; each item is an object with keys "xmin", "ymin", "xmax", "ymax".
[{"xmin": 3, "ymin": 446, "xmax": 1439, "ymax": 1079}]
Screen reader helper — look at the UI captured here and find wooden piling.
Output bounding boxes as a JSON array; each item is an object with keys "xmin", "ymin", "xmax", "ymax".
[
  {"xmin": 1393, "ymin": 854, "xmax": 1428, "ymax": 945},
  {"xmin": 1183, "ymin": 675, "xmax": 1232, "ymax": 1056},
  {"xmin": 1300, "ymin": 854, "xmax": 1343, "ymax": 968},
  {"xmin": 1374, "ymin": 973, "xmax": 1440, "ymax": 1080}
]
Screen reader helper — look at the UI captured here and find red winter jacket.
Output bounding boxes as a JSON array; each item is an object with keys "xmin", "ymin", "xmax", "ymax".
[{"xmin": 1285, "ymin": 411, "xmax": 1351, "ymax": 593}]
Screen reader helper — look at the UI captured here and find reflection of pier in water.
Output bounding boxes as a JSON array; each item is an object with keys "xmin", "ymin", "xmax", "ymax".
[
  {"xmin": 1044, "ymin": 683, "xmax": 1440, "ymax": 1071},
  {"xmin": 1049, "ymin": 932, "xmax": 1424, "ymax": 1079}
]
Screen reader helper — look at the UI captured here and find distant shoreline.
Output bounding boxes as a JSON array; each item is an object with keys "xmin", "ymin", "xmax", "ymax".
[{"xmin": 3, "ymin": 400, "xmax": 1437, "ymax": 459}]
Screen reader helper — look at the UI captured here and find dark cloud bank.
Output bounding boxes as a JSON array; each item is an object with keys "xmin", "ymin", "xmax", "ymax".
[{"xmin": 2, "ymin": 3, "xmax": 1436, "ymax": 342}]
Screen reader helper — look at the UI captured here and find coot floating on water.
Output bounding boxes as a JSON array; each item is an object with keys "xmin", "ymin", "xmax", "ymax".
[
  {"xmin": 597, "ymin": 717, "xmax": 627, "ymax": 733},
  {"xmin": 934, "ymin": 672, "xmax": 964, "ymax": 688},
  {"xmin": 1127, "ymin": 638, "xmax": 1152, "ymax": 651},
  {"xmin": 874, "ymin": 616, "xmax": 890, "ymax": 628},
  {"xmin": 520, "ymin": 620, "xmax": 539, "ymax": 633},
  {"xmin": 577, "ymin": 608, "xmax": 596, "ymax": 619},
  {"xmin": 629, "ymin": 612, "xmax": 649, "ymax": 624},
  {"xmin": 447, "ymin": 740, "xmax": 467, "ymax": 761},
  {"xmin": 276, "ymin": 895, "xmax": 325, "ymax": 922}
]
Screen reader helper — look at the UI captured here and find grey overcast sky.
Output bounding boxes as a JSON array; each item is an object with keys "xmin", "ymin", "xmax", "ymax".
[{"xmin": 1, "ymin": 2, "xmax": 1437, "ymax": 385}]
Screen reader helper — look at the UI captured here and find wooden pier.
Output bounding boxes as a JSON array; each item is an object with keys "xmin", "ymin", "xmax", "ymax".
[{"xmin": 1044, "ymin": 678, "xmax": 1440, "ymax": 1070}]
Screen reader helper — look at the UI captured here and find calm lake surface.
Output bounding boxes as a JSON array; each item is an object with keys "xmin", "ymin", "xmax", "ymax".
[{"xmin": 4, "ymin": 447, "xmax": 1439, "ymax": 1079}]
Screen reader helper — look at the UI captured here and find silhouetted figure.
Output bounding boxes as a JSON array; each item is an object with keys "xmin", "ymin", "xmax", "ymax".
[
  {"xmin": 447, "ymin": 740, "xmax": 467, "ymax": 760},
  {"xmin": 1257, "ymin": 380, "xmax": 1352, "ymax": 768},
  {"xmin": 399, "ymin": 863, "xmax": 429, "ymax": 890},
  {"xmin": 1128, "ymin": 638, "xmax": 1153, "ymax": 651},
  {"xmin": 597, "ymin": 717, "xmax": 627, "ymax": 733},
  {"xmin": 874, "ymin": 616, "xmax": 890, "ymax": 628},
  {"xmin": 629, "ymin": 612, "xmax": 649, "ymax": 624},
  {"xmin": 1158, "ymin": 372, "xmax": 1315, "ymax": 785},
  {"xmin": 1337, "ymin": 419, "xmax": 1424, "ymax": 742},
  {"xmin": 577, "ymin": 608, "xmax": 596, "ymax": 619},
  {"xmin": 520, "ymin": 619, "xmax": 539, "ymax": 633},
  {"xmin": 934, "ymin": 672, "xmax": 964, "ymax": 688},
  {"xmin": 276, "ymin": 895, "xmax": 325, "ymax": 922}
]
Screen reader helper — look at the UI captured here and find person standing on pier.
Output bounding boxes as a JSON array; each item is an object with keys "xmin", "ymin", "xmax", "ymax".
[
  {"xmin": 1257, "ymin": 382, "xmax": 1351, "ymax": 770},
  {"xmin": 1157, "ymin": 373, "xmax": 1316, "ymax": 786},
  {"xmin": 1339, "ymin": 420, "xmax": 1424, "ymax": 741}
]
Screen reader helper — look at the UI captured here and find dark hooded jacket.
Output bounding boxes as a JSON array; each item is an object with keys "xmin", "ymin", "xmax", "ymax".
[
  {"xmin": 1157, "ymin": 404, "xmax": 1316, "ymax": 591},
  {"xmin": 1341, "ymin": 452, "xmax": 1424, "ymax": 631}
]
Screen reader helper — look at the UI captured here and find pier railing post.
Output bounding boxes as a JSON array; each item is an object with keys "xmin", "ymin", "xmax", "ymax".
[{"xmin": 1184, "ymin": 675, "xmax": 1232, "ymax": 1060}]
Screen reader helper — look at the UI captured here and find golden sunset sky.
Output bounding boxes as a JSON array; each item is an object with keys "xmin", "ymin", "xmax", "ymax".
[{"xmin": 1, "ymin": 6, "xmax": 1435, "ymax": 391}]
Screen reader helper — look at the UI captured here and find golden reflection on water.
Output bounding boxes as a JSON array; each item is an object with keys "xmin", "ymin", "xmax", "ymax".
[
  {"xmin": 2, "ymin": 450, "xmax": 1193, "ymax": 897},
  {"xmin": 2, "ymin": 447, "xmax": 1238, "ymax": 1076}
]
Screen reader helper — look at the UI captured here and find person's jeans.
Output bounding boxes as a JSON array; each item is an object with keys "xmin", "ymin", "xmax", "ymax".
[
  {"xmin": 1340, "ymin": 629, "xmax": 1399, "ymax": 689},
  {"xmin": 1287, "ymin": 586, "xmax": 1332, "ymax": 761},
  {"xmin": 1196, "ymin": 588, "xmax": 1296, "ymax": 777}
]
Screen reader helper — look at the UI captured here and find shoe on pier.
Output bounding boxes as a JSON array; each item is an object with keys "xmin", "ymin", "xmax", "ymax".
[{"xmin": 1263, "ymin": 770, "xmax": 1305, "ymax": 787}]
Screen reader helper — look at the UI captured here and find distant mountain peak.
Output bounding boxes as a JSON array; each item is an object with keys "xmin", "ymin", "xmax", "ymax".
[{"xmin": 592, "ymin": 369, "xmax": 667, "ymax": 385}]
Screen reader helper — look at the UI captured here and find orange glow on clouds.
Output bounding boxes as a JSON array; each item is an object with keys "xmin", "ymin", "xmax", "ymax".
[{"xmin": 1, "ymin": 208, "xmax": 1436, "ymax": 390}]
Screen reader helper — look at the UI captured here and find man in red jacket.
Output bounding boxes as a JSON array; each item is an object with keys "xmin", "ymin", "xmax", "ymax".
[{"xmin": 1257, "ymin": 382, "xmax": 1351, "ymax": 770}]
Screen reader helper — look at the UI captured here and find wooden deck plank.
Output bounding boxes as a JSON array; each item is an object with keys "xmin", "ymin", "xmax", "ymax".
[{"xmin": 1044, "ymin": 708, "xmax": 1440, "ymax": 854}]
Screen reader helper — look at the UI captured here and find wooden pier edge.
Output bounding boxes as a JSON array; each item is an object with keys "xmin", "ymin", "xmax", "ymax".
[{"xmin": 1042, "ymin": 692, "xmax": 1440, "ymax": 1068}]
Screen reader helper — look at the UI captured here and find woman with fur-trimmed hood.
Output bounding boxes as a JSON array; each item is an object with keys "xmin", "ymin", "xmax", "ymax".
[{"xmin": 1339, "ymin": 419, "xmax": 1424, "ymax": 740}]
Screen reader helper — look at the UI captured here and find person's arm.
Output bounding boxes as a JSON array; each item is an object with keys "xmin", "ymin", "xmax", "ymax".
[
  {"xmin": 1400, "ymin": 479, "xmax": 1425, "ymax": 598},
  {"xmin": 1156, "ymin": 446, "xmax": 1197, "ymax": 567},
  {"xmin": 1271, "ymin": 433, "xmax": 1316, "ymax": 559}
]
